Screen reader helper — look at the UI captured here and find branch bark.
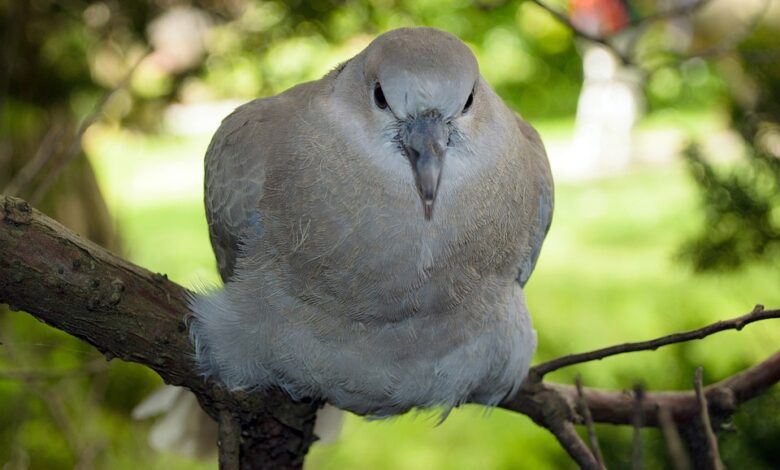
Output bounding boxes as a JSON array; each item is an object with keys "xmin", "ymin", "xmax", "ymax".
[
  {"xmin": 1, "ymin": 194, "xmax": 779, "ymax": 469},
  {"xmin": 528, "ymin": 0, "xmax": 761, "ymax": 73},
  {"xmin": 532, "ymin": 305, "xmax": 777, "ymax": 376},
  {"xmin": 0, "ymin": 195, "xmax": 319, "ymax": 469},
  {"xmin": 658, "ymin": 405, "xmax": 692, "ymax": 470},
  {"xmin": 575, "ymin": 375, "xmax": 605, "ymax": 468},
  {"xmin": 508, "ymin": 350, "xmax": 780, "ymax": 426},
  {"xmin": 693, "ymin": 367, "xmax": 724, "ymax": 470}
]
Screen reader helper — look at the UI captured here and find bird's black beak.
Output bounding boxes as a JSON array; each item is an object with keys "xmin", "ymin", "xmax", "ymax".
[{"xmin": 403, "ymin": 113, "xmax": 449, "ymax": 221}]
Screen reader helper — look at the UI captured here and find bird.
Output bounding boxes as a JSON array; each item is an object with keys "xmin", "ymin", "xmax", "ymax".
[{"xmin": 189, "ymin": 26, "xmax": 553, "ymax": 418}]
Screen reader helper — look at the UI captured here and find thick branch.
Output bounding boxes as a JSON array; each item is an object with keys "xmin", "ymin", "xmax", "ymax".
[
  {"xmin": 0, "ymin": 195, "xmax": 318, "ymax": 469},
  {"xmin": 218, "ymin": 410, "xmax": 241, "ymax": 470},
  {"xmin": 0, "ymin": 196, "xmax": 194, "ymax": 383},
  {"xmin": 504, "ymin": 350, "xmax": 780, "ymax": 427},
  {"xmin": 2, "ymin": 194, "xmax": 779, "ymax": 469}
]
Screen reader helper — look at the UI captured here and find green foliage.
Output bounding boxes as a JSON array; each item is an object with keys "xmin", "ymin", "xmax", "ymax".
[
  {"xmin": 646, "ymin": 61, "xmax": 728, "ymax": 112},
  {"xmin": 722, "ymin": 393, "xmax": 780, "ymax": 469},
  {"xmin": 681, "ymin": 143, "xmax": 780, "ymax": 270},
  {"xmin": 190, "ymin": 0, "xmax": 583, "ymax": 120},
  {"xmin": 680, "ymin": 18, "xmax": 780, "ymax": 271},
  {"xmin": 2, "ymin": 0, "xmax": 779, "ymax": 468}
]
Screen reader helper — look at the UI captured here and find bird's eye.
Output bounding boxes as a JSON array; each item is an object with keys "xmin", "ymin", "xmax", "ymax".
[
  {"xmin": 462, "ymin": 92, "xmax": 474, "ymax": 114},
  {"xmin": 374, "ymin": 84, "xmax": 388, "ymax": 110}
]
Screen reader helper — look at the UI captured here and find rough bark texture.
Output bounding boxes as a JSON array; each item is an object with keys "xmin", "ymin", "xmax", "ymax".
[
  {"xmin": 1, "ymin": 194, "xmax": 778, "ymax": 469},
  {"xmin": 0, "ymin": 195, "xmax": 319, "ymax": 469}
]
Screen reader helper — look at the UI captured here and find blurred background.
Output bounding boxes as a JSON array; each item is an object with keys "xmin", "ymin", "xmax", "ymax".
[{"xmin": 1, "ymin": 0, "xmax": 779, "ymax": 468}]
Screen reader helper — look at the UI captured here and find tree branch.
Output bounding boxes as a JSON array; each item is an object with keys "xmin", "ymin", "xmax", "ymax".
[
  {"xmin": 218, "ymin": 410, "xmax": 241, "ymax": 470},
  {"xmin": 575, "ymin": 375, "xmax": 605, "ymax": 468},
  {"xmin": 658, "ymin": 405, "xmax": 692, "ymax": 470},
  {"xmin": 0, "ymin": 195, "xmax": 319, "ymax": 469},
  {"xmin": 1, "ymin": 194, "xmax": 779, "ymax": 469},
  {"xmin": 0, "ymin": 359, "xmax": 107, "ymax": 381},
  {"xmin": 510, "ymin": 350, "xmax": 780, "ymax": 427},
  {"xmin": 528, "ymin": 0, "xmax": 731, "ymax": 70},
  {"xmin": 19, "ymin": 51, "xmax": 147, "ymax": 205},
  {"xmin": 693, "ymin": 368, "xmax": 724, "ymax": 470},
  {"xmin": 528, "ymin": 0, "xmax": 628, "ymax": 63},
  {"xmin": 624, "ymin": 0, "xmax": 713, "ymax": 27},
  {"xmin": 549, "ymin": 420, "xmax": 601, "ymax": 470},
  {"xmin": 632, "ymin": 384, "xmax": 645, "ymax": 470},
  {"xmin": 532, "ymin": 305, "xmax": 778, "ymax": 376}
]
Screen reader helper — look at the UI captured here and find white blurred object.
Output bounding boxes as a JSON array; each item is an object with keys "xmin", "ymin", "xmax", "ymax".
[
  {"xmin": 313, "ymin": 404, "xmax": 346, "ymax": 445},
  {"xmin": 132, "ymin": 386, "xmax": 218, "ymax": 458},
  {"xmin": 133, "ymin": 386, "xmax": 345, "ymax": 457},
  {"xmin": 570, "ymin": 42, "xmax": 644, "ymax": 176},
  {"xmin": 147, "ymin": 7, "xmax": 211, "ymax": 73},
  {"xmin": 164, "ymin": 100, "xmax": 245, "ymax": 136}
]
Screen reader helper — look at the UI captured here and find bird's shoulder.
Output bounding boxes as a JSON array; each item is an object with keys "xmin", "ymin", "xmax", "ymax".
[
  {"xmin": 508, "ymin": 114, "xmax": 554, "ymax": 287},
  {"xmin": 203, "ymin": 78, "xmax": 334, "ymax": 280},
  {"xmin": 202, "ymin": 97, "xmax": 282, "ymax": 281}
]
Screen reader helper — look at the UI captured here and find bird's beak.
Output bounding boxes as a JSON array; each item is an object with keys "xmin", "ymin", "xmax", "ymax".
[{"xmin": 403, "ymin": 114, "xmax": 449, "ymax": 221}]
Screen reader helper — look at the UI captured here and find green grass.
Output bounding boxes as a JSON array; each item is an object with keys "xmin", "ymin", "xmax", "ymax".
[{"xmin": 77, "ymin": 124, "xmax": 780, "ymax": 469}]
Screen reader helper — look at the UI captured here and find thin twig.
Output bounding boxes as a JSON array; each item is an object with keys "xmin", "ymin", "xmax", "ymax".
[
  {"xmin": 632, "ymin": 384, "xmax": 645, "ymax": 470},
  {"xmin": 529, "ymin": 0, "xmax": 758, "ymax": 73},
  {"xmin": 694, "ymin": 367, "xmax": 724, "ymax": 470},
  {"xmin": 0, "ymin": 326, "xmax": 81, "ymax": 459},
  {"xmin": 657, "ymin": 406, "xmax": 691, "ymax": 470},
  {"xmin": 646, "ymin": 0, "xmax": 771, "ymax": 70},
  {"xmin": 76, "ymin": 361, "xmax": 111, "ymax": 470},
  {"xmin": 575, "ymin": 374, "xmax": 605, "ymax": 468},
  {"xmin": 0, "ymin": 359, "xmax": 107, "ymax": 381},
  {"xmin": 625, "ymin": 0, "xmax": 713, "ymax": 27},
  {"xmin": 532, "ymin": 305, "xmax": 776, "ymax": 376},
  {"xmin": 528, "ymin": 0, "xmax": 712, "ymax": 66},
  {"xmin": 688, "ymin": 0, "xmax": 769, "ymax": 60},
  {"xmin": 28, "ymin": 50, "xmax": 148, "ymax": 205},
  {"xmin": 528, "ymin": 0, "xmax": 629, "ymax": 62},
  {"xmin": 3, "ymin": 119, "xmax": 67, "ymax": 196}
]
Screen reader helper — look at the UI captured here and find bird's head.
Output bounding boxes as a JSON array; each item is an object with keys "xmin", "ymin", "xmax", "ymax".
[{"xmin": 342, "ymin": 27, "xmax": 480, "ymax": 221}]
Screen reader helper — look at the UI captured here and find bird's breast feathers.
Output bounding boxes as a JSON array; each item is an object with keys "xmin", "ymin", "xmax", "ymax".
[{"xmin": 256, "ymin": 138, "xmax": 529, "ymax": 316}]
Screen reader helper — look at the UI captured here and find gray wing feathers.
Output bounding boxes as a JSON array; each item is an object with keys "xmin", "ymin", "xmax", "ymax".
[
  {"xmin": 518, "ymin": 184, "xmax": 552, "ymax": 287},
  {"xmin": 204, "ymin": 100, "xmax": 268, "ymax": 281},
  {"xmin": 515, "ymin": 116, "xmax": 554, "ymax": 287}
]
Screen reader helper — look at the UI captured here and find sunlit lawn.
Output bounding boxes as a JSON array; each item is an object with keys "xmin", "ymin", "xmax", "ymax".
[{"xmin": 82, "ymin": 116, "xmax": 780, "ymax": 469}]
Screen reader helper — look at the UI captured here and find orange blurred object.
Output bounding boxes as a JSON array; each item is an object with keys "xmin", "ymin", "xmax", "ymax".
[{"xmin": 570, "ymin": 0, "xmax": 630, "ymax": 36}]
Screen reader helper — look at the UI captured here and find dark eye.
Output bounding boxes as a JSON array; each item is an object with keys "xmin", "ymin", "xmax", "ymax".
[
  {"xmin": 374, "ymin": 83, "xmax": 388, "ymax": 110},
  {"xmin": 462, "ymin": 92, "xmax": 474, "ymax": 113}
]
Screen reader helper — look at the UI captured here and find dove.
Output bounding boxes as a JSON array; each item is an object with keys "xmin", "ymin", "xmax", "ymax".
[{"xmin": 189, "ymin": 27, "xmax": 553, "ymax": 418}]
